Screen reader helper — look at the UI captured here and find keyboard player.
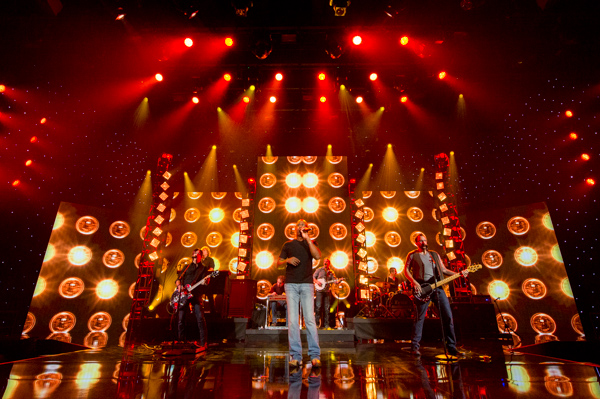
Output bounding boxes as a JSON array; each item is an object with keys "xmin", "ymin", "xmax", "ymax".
[{"xmin": 268, "ymin": 275, "xmax": 287, "ymax": 326}]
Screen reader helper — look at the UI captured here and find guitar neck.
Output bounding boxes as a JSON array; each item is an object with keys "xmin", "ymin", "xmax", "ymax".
[{"xmin": 430, "ymin": 273, "xmax": 463, "ymax": 290}]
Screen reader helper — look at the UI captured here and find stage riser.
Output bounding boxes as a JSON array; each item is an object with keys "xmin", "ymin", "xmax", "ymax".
[{"xmin": 245, "ymin": 329, "xmax": 355, "ymax": 344}]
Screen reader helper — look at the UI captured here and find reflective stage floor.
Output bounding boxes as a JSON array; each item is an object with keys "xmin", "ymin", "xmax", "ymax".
[{"xmin": 2, "ymin": 340, "xmax": 599, "ymax": 399}]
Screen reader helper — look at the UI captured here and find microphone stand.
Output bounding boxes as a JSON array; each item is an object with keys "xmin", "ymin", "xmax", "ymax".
[
  {"xmin": 493, "ymin": 296, "xmax": 517, "ymax": 352},
  {"xmin": 428, "ymin": 250, "xmax": 450, "ymax": 360}
]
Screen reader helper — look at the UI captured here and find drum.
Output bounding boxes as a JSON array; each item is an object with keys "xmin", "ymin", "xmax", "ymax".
[{"xmin": 387, "ymin": 293, "xmax": 416, "ymax": 319}]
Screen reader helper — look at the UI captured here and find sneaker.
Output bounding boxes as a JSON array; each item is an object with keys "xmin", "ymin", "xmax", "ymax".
[
  {"xmin": 447, "ymin": 348, "xmax": 463, "ymax": 357},
  {"xmin": 409, "ymin": 348, "xmax": 421, "ymax": 357},
  {"xmin": 311, "ymin": 358, "xmax": 321, "ymax": 368},
  {"xmin": 289, "ymin": 359, "xmax": 301, "ymax": 368}
]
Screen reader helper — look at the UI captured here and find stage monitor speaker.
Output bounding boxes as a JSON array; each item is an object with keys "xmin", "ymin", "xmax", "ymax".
[
  {"xmin": 451, "ymin": 302, "xmax": 499, "ymax": 340},
  {"xmin": 227, "ymin": 279, "xmax": 257, "ymax": 318}
]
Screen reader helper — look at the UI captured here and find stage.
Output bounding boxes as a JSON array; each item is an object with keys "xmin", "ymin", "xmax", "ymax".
[{"xmin": 2, "ymin": 338, "xmax": 599, "ymax": 399}]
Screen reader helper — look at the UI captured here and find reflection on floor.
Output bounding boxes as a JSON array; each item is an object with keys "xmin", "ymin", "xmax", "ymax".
[{"xmin": 2, "ymin": 341, "xmax": 599, "ymax": 399}]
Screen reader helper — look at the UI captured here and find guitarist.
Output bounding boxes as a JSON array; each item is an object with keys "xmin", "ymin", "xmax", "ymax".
[
  {"xmin": 177, "ymin": 248, "xmax": 208, "ymax": 350},
  {"xmin": 198, "ymin": 246, "xmax": 217, "ymax": 315},
  {"xmin": 313, "ymin": 258, "xmax": 340, "ymax": 329},
  {"xmin": 404, "ymin": 234, "xmax": 462, "ymax": 357}
]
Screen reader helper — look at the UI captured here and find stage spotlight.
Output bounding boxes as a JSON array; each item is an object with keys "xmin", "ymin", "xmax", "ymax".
[
  {"xmin": 356, "ymin": 96, "xmax": 363, "ymax": 104},
  {"xmin": 243, "ymin": 96, "xmax": 250, "ymax": 103},
  {"xmin": 12, "ymin": 180, "xmax": 20, "ymax": 187},
  {"xmin": 0, "ymin": 84, "xmax": 5, "ymax": 93},
  {"xmin": 330, "ymin": 0, "xmax": 350, "ymax": 16},
  {"xmin": 25, "ymin": 160, "xmax": 32, "ymax": 166},
  {"xmin": 255, "ymin": 251, "xmax": 274, "ymax": 269},
  {"xmin": 400, "ymin": 96, "xmax": 408, "ymax": 103},
  {"xmin": 155, "ymin": 73, "xmax": 163, "ymax": 82},
  {"xmin": 269, "ymin": 96, "xmax": 277, "ymax": 103},
  {"xmin": 40, "ymin": 118, "xmax": 47, "ymax": 124},
  {"xmin": 225, "ymin": 37, "xmax": 234, "ymax": 47},
  {"xmin": 330, "ymin": 251, "xmax": 349, "ymax": 269},
  {"xmin": 382, "ymin": 207, "xmax": 399, "ymax": 222},
  {"xmin": 286, "ymin": 173, "xmax": 302, "ymax": 188},
  {"xmin": 320, "ymin": 96, "xmax": 327, "ymax": 103},
  {"xmin": 30, "ymin": 136, "xmax": 38, "ymax": 143},
  {"xmin": 192, "ymin": 96, "xmax": 199, "ymax": 104},
  {"xmin": 250, "ymin": 85, "xmax": 256, "ymax": 91},
  {"xmin": 96, "ymin": 279, "xmax": 119, "ymax": 300},
  {"xmin": 251, "ymin": 33, "xmax": 272, "ymax": 59},
  {"xmin": 586, "ymin": 178, "xmax": 595, "ymax": 186},
  {"xmin": 285, "ymin": 197, "xmax": 302, "ymax": 213},
  {"xmin": 184, "ymin": 38, "xmax": 194, "ymax": 47},
  {"xmin": 325, "ymin": 36, "xmax": 344, "ymax": 59},
  {"xmin": 302, "ymin": 197, "xmax": 319, "ymax": 213},
  {"xmin": 318, "ymin": 72, "xmax": 326, "ymax": 81},
  {"xmin": 209, "ymin": 208, "xmax": 225, "ymax": 223},
  {"xmin": 488, "ymin": 280, "xmax": 509, "ymax": 300},
  {"xmin": 369, "ymin": 73, "xmax": 378, "ymax": 81},
  {"xmin": 565, "ymin": 110, "xmax": 573, "ymax": 117},
  {"xmin": 352, "ymin": 35, "xmax": 362, "ymax": 45},
  {"xmin": 438, "ymin": 71, "xmax": 447, "ymax": 79},
  {"xmin": 115, "ymin": 7, "xmax": 126, "ymax": 20},
  {"xmin": 400, "ymin": 36, "xmax": 409, "ymax": 46},
  {"xmin": 275, "ymin": 73, "xmax": 283, "ymax": 81},
  {"xmin": 224, "ymin": 73, "xmax": 232, "ymax": 81},
  {"xmin": 303, "ymin": 173, "xmax": 319, "ymax": 188},
  {"xmin": 569, "ymin": 132, "xmax": 578, "ymax": 140},
  {"xmin": 581, "ymin": 153, "xmax": 590, "ymax": 161}
]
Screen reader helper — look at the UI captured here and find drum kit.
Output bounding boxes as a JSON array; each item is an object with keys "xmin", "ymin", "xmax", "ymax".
[{"xmin": 356, "ymin": 275, "xmax": 416, "ymax": 319}]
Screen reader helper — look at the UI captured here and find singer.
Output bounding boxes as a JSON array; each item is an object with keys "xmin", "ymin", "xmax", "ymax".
[
  {"xmin": 404, "ymin": 234, "xmax": 462, "ymax": 357},
  {"xmin": 277, "ymin": 219, "xmax": 322, "ymax": 369}
]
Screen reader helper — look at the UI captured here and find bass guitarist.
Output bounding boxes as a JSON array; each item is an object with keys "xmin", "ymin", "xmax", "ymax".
[
  {"xmin": 176, "ymin": 248, "xmax": 209, "ymax": 350},
  {"xmin": 404, "ymin": 234, "xmax": 462, "ymax": 357}
]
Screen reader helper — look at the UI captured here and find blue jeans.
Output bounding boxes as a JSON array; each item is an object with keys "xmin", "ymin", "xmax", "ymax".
[
  {"xmin": 270, "ymin": 300, "xmax": 287, "ymax": 325},
  {"xmin": 285, "ymin": 283, "xmax": 320, "ymax": 361},
  {"xmin": 411, "ymin": 287, "xmax": 457, "ymax": 351}
]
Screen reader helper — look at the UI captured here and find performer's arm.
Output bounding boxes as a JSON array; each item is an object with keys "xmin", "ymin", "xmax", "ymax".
[
  {"xmin": 300, "ymin": 229, "xmax": 321, "ymax": 259},
  {"xmin": 403, "ymin": 254, "xmax": 422, "ymax": 295},
  {"xmin": 436, "ymin": 252, "xmax": 457, "ymax": 277},
  {"xmin": 278, "ymin": 245, "xmax": 301, "ymax": 267}
]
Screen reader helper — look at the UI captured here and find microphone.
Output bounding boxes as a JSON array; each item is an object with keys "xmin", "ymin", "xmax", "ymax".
[{"xmin": 301, "ymin": 228, "xmax": 311, "ymax": 233}]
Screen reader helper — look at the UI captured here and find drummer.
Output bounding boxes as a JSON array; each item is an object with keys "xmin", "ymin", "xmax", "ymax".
[{"xmin": 386, "ymin": 268, "xmax": 401, "ymax": 292}]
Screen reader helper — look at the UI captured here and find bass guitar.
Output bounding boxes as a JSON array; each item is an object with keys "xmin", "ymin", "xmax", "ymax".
[
  {"xmin": 169, "ymin": 271, "xmax": 219, "ymax": 311},
  {"xmin": 413, "ymin": 264, "xmax": 482, "ymax": 302},
  {"xmin": 315, "ymin": 277, "xmax": 345, "ymax": 292}
]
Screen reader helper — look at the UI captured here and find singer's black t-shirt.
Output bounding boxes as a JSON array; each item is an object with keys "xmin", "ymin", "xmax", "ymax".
[{"xmin": 279, "ymin": 239, "xmax": 318, "ymax": 284}]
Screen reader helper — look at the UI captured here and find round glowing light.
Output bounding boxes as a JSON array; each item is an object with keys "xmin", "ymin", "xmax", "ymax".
[
  {"xmin": 382, "ymin": 207, "xmax": 399, "ymax": 222},
  {"xmin": 569, "ymin": 132, "xmax": 578, "ymax": 140},
  {"xmin": 438, "ymin": 71, "xmax": 447, "ymax": 80},
  {"xmin": 488, "ymin": 280, "xmax": 510, "ymax": 300},
  {"xmin": 68, "ymin": 246, "xmax": 92, "ymax": 266},
  {"xmin": 365, "ymin": 231, "xmax": 376, "ymax": 247},
  {"xmin": 302, "ymin": 197, "xmax": 319, "ymax": 213},
  {"xmin": 224, "ymin": 73, "xmax": 232, "ymax": 81},
  {"xmin": 155, "ymin": 73, "xmax": 163, "ymax": 82},
  {"xmin": 228, "ymin": 258, "xmax": 238, "ymax": 274},
  {"xmin": 43, "ymin": 243, "xmax": 56, "ymax": 262},
  {"xmin": 0, "ymin": 84, "xmax": 5, "ymax": 93},
  {"xmin": 551, "ymin": 244, "xmax": 563, "ymax": 263},
  {"xmin": 184, "ymin": 207, "xmax": 200, "ymax": 222},
  {"xmin": 53, "ymin": 213, "xmax": 64, "ymax": 230},
  {"xmin": 581, "ymin": 153, "xmax": 590, "ymax": 161},
  {"xmin": 258, "ymin": 197, "xmax": 276, "ymax": 213},
  {"xmin": 302, "ymin": 173, "xmax": 319, "ymax": 188},
  {"xmin": 369, "ymin": 73, "xmax": 378, "ymax": 81},
  {"xmin": 255, "ymin": 251, "xmax": 274, "ymax": 269},
  {"xmin": 229, "ymin": 232, "xmax": 240, "ymax": 248},
  {"xmin": 522, "ymin": 278, "xmax": 547, "ymax": 300},
  {"xmin": 475, "ymin": 221, "xmax": 496, "ymax": 239},
  {"xmin": 209, "ymin": 208, "xmax": 225, "ymax": 223},
  {"xmin": 33, "ymin": 277, "xmax": 46, "ymax": 297},
  {"xmin": 330, "ymin": 251, "xmax": 349, "ymax": 270},
  {"xmin": 352, "ymin": 35, "xmax": 362, "ymax": 45},
  {"xmin": 184, "ymin": 38, "xmax": 194, "ymax": 47},
  {"xmin": 514, "ymin": 246, "xmax": 538, "ymax": 266},
  {"xmin": 192, "ymin": 96, "xmax": 199, "ymax": 104},
  {"xmin": 542, "ymin": 212, "xmax": 554, "ymax": 230},
  {"xmin": 181, "ymin": 232, "xmax": 198, "ymax": 247},
  {"xmin": 320, "ymin": 96, "xmax": 327, "ymax": 103},
  {"xmin": 103, "ymin": 249, "xmax": 125, "ymax": 268},
  {"xmin": 400, "ymin": 96, "xmax": 408, "ymax": 103},
  {"xmin": 96, "ymin": 279, "xmax": 119, "ymax": 300},
  {"xmin": 285, "ymin": 197, "xmax": 302, "ymax": 213},
  {"xmin": 286, "ymin": 172, "xmax": 302, "ymax": 188},
  {"xmin": 561, "ymin": 278, "xmax": 573, "ymax": 298},
  {"xmin": 586, "ymin": 178, "xmax": 596, "ymax": 186},
  {"xmin": 269, "ymin": 96, "xmax": 277, "ymax": 103},
  {"xmin": 400, "ymin": 36, "xmax": 409, "ymax": 45},
  {"xmin": 206, "ymin": 232, "xmax": 223, "ymax": 247},
  {"xmin": 225, "ymin": 37, "xmax": 234, "ymax": 46},
  {"xmin": 49, "ymin": 312, "xmax": 76, "ymax": 333},
  {"xmin": 507, "ymin": 216, "xmax": 530, "ymax": 235},
  {"xmin": 318, "ymin": 72, "xmax": 326, "ymax": 81},
  {"xmin": 275, "ymin": 73, "xmax": 283, "ymax": 81},
  {"xmin": 356, "ymin": 96, "xmax": 363, "ymax": 104},
  {"xmin": 565, "ymin": 110, "xmax": 573, "ymax": 117},
  {"xmin": 12, "ymin": 180, "xmax": 20, "ymax": 186},
  {"xmin": 40, "ymin": 117, "xmax": 47, "ymax": 124},
  {"xmin": 387, "ymin": 257, "xmax": 405, "ymax": 273},
  {"xmin": 328, "ymin": 197, "xmax": 346, "ymax": 213},
  {"xmin": 30, "ymin": 136, "xmax": 38, "ymax": 143},
  {"xmin": 243, "ymin": 96, "xmax": 250, "ymax": 103},
  {"xmin": 367, "ymin": 257, "xmax": 379, "ymax": 274}
]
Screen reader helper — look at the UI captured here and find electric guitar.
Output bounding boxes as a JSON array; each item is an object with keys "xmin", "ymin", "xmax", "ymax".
[
  {"xmin": 413, "ymin": 264, "xmax": 482, "ymax": 302},
  {"xmin": 169, "ymin": 271, "xmax": 219, "ymax": 311},
  {"xmin": 315, "ymin": 277, "xmax": 345, "ymax": 292}
]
